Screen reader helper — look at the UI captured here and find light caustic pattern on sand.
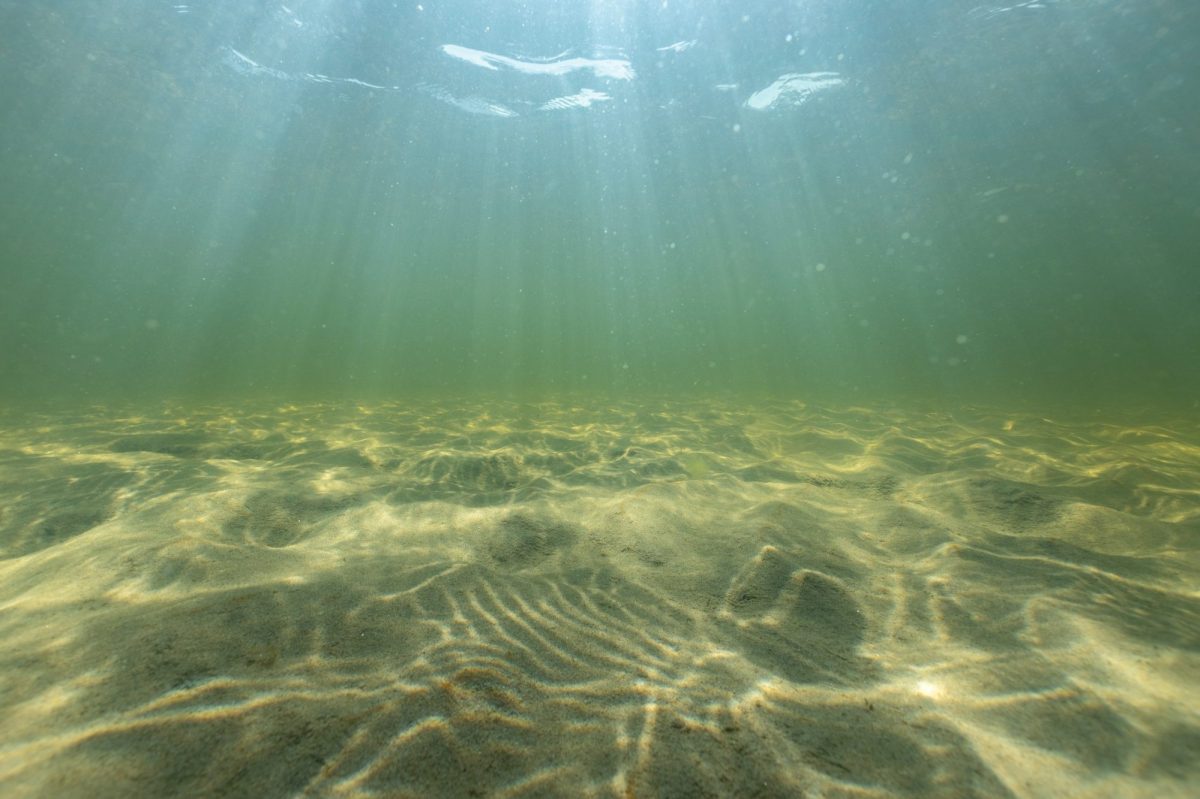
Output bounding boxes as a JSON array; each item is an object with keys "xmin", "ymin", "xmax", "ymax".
[{"xmin": 0, "ymin": 399, "xmax": 1198, "ymax": 798}]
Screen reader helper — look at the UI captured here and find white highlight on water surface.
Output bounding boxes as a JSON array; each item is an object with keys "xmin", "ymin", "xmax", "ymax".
[
  {"xmin": 224, "ymin": 47, "xmax": 289, "ymax": 81},
  {"xmin": 223, "ymin": 47, "xmax": 394, "ymax": 90},
  {"xmin": 416, "ymin": 83, "xmax": 517, "ymax": 118},
  {"xmin": 279, "ymin": 4, "xmax": 304, "ymax": 28},
  {"xmin": 745, "ymin": 72, "xmax": 843, "ymax": 110},
  {"xmin": 969, "ymin": 0, "xmax": 1051, "ymax": 21},
  {"xmin": 655, "ymin": 40, "xmax": 697, "ymax": 53},
  {"xmin": 441, "ymin": 44, "xmax": 635, "ymax": 81},
  {"xmin": 540, "ymin": 88, "xmax": 612, "ymax": 111}
]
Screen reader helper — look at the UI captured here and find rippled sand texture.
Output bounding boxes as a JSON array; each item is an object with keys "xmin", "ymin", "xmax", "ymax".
[{"xmin": 1, "ymin": 399, "xmax": 1197, "ymax": 798}]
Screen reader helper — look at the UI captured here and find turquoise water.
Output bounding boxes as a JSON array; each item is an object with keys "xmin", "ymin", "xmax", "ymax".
[{"xmin": 2, "ymin": 2, "xmax": 1199, "ymax": 797}]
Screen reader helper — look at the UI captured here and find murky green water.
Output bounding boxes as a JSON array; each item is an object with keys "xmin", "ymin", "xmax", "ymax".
[
  {"xmin": 2, "ymin": 0, "xmax": 1198, "ymax": 408},
  {"xmin": 1, "ymin": 1, "xmax": 1198, "ymax": 797}
]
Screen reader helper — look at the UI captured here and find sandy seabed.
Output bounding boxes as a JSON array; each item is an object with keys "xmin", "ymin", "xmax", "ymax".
[{"xmin": 0, "ymin": 398, "xmax": 1197, "ymax": 798}]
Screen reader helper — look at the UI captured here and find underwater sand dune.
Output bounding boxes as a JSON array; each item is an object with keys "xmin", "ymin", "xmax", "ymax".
[{"xmin": 0, "ymin": 399, "xmax": 1197, "ymax": 797}]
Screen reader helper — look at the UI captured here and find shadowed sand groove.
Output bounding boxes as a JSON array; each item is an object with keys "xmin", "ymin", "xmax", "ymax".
[{"xmin": 1, "ymin": 398, "xmax": 1198, "ymax": 797}]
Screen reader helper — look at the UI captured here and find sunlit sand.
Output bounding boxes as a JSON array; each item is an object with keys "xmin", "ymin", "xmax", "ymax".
[{"xmin": 1, "ymin": 399, "xmax": 1197, "ymax": 797}]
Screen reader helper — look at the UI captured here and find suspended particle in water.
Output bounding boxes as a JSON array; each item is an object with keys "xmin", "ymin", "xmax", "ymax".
[{"xmin": 956, "ymin": 334, "xmax": 968, "ymax": 344}]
